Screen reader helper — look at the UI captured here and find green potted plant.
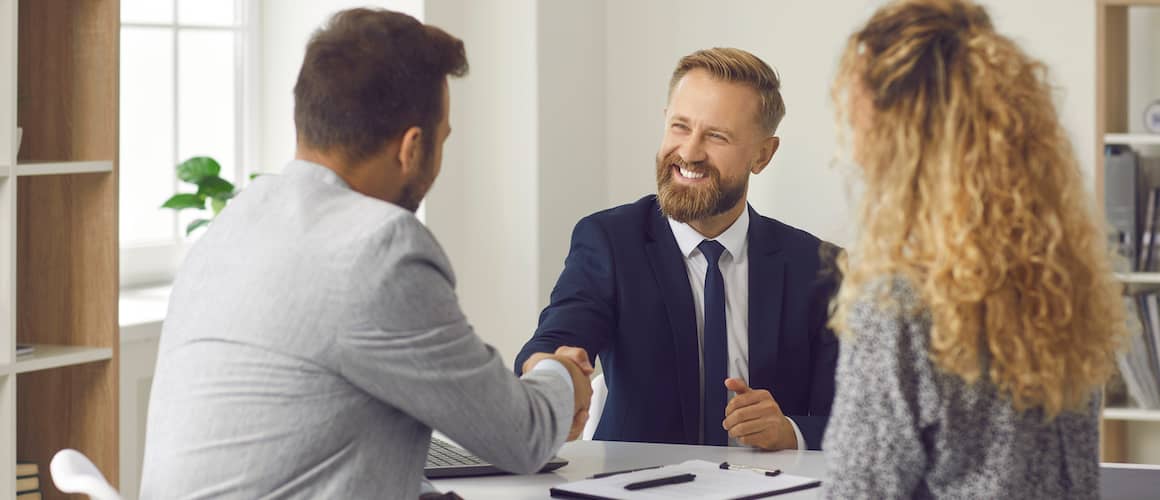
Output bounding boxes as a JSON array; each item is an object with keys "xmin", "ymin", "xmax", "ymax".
[{"xmin": 161, "ymin": 156, "xmax": 238, "ymax": 235}]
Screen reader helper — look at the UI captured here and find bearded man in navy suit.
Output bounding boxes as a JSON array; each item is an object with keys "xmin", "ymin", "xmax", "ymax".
[{"xmin": 516, "ymin": 47, "xmax": 840, "ymax": 451}]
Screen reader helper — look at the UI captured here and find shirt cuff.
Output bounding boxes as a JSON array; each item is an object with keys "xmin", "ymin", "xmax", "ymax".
[
  {"xmin": 786, "ymin": 416, "xmax": 807, "ymax": 451},
  {"xmin": 527, "ymin": 358, "xmax": 575, "ymax": 394}
]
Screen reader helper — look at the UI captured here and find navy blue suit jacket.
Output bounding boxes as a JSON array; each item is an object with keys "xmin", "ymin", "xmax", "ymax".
[{"xmin": 515, "ymin": 195, "xmax": 840, "ymax": 450}]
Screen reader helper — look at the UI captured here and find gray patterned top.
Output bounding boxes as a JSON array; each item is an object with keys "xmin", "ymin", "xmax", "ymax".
[{"xmin": 822, "ymin": 280, "xmax": 1100, "ymax": 499}]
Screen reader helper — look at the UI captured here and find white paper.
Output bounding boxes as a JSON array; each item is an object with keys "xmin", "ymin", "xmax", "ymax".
[{"xmin": 552, "ymin": 459, "xmax": 820, "ymax": 500}]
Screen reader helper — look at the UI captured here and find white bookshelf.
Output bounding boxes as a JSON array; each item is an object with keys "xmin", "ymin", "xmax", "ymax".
[
  {"xmin": 11, "ymin": 345, "xmax": 113, "ymax": 375},
  {"xmin": 1106, "ymin": 133, "xmax": 1160, "ymax": 146},
  {"xmin": 14, "ymin": 160, "xmax": 113, "ymax": 176},
  {"xmin": 1105, "ymin": 407, "xmax": 1160, "ymax": 422},
  {"xmin": 1117, "ymin": 272, "xmax": 1160, "ymax": 284}
]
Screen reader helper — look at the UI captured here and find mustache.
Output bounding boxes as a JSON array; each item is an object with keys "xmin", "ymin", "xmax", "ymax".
[{"xmin": 660, "ymin": 151, "xmax": 718, "ymax": 179}]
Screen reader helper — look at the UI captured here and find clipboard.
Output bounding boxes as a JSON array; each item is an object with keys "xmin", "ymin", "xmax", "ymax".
[{"xmin": 549, "ymin": 459, "xmax": 822, "ymax": 499}]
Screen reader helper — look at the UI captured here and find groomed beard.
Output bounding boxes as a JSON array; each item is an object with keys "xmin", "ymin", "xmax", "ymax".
[{"xmin": 655, "ymin": 150, "xmax": 747, "ymax": 223}]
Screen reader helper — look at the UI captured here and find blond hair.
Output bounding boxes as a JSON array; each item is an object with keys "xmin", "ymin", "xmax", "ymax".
[
  {"xmin": 831, "ymin": 0, "xmax": 1125, "ymax": 418},
  {"xmin": 669, "ymin": 47, "xmax": 786, "ymax": 134}
]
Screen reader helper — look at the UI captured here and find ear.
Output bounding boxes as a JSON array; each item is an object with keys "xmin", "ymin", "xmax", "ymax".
[
  {"xmin": 751, "ymin": 136, "xmax": 780, "ymax": 175},
  {"xmin": 397, "ymin": 126, "xmax": 425, "ymax": 175}
]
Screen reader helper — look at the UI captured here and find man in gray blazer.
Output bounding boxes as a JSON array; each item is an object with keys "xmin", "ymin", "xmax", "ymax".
[{"xmin": 140, "ymin": 8, "xmax": 592, "ymax": 499}]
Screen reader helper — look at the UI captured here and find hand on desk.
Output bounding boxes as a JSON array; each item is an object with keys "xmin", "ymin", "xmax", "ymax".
[
  {"xmin": 523, "ymin": 346, "xmax": 594, "ymax": 441},
  {"xmin": 722, "ymin": 378, "xmax": 798, "ymax": 451}
]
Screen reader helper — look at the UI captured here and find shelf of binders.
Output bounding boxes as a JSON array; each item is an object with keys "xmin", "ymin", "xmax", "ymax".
[
  {"xmin": 13, "ymin": 160, "xmax": 113, "ymax": 176},
  {"xmin": 7, "ymin": 344, "xmax": 113, "ymax": 375},
  {"xmin": 1104, "ymin": 407, "xmax": 1160, "ymax": 422}
]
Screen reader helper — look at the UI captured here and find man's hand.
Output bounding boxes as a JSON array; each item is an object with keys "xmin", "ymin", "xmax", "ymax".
[
  {"xmin": 523, "ymin": 347, "xmax": 594, "ymax": 441},
  {"xmin": 721, "ymin": 378, "xmax": 798, "ymax": 450}
]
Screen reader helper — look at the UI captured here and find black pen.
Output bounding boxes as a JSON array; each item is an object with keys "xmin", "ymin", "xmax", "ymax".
[
  {"xmin": 588, "ymin": 465, "xmax": 662, "ymax": 479},
  {"xmin": 624, "ymin": 473, "xmax": 697, "ymax": 490}
]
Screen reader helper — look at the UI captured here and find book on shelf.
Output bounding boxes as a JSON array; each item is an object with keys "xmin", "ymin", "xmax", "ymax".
[
  {"xmin": 15, "ymin": 475, "xmax": 38, "ymax": 493},
  {"xmin": 1120, "ymin": 295, "xmax": 1160, "ymax": 409},
  {"xmin": 1105, "ymin": 147, "xmax": 1160, "ymax": 272},
  {"xmin": 16, "ymin": 461, "xmax": 41, "ymax": 499},
  {"xmin": 1106, "ymin": 146, "xmax": 1138, "ymax": 268},
  {"xmin": 15, "ymin": 462, "xmax": 37, "ymax": 478},
  {"xmin": 1140, "ymin": 189, "xmax": 1159, "ymax": 270}
]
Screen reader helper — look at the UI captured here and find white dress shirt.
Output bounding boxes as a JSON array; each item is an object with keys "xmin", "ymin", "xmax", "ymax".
[{"xmin": 667, "ymin": 209, "xmax": 806, "ymax": 450}]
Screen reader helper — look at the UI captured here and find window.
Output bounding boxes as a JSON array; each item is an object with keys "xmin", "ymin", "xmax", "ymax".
[{"xmin": 119, "ymin": 0, "xmax": 257, "ymax": 286}]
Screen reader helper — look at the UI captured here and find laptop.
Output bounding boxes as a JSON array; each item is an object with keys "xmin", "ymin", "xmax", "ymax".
[{"xmin": 424, "ymin": 435, "xmax": 569, "ymax": 478}]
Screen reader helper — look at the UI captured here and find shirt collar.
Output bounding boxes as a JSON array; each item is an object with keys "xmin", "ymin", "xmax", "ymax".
[
  {"xmin": 282, "ymin": 159, "xmax": 351, "ymax": 189},
  {"xmin": 667, "ymin": 207, "xmax": 750, "ymax": 259}
]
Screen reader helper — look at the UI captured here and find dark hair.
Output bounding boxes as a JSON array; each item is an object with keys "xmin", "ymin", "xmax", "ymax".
[{"xmin": 294, "ymin": 8, "xmax": 468, "ymax": 163}]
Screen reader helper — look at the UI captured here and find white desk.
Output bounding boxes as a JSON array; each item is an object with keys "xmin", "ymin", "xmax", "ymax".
[
  {"xmin": 431, "ymin": 440, "xmax": 827, "ymax": 499},
  {"xmin": 432, "ymin": 440, "xmax": 1160, "ymax": 499}
]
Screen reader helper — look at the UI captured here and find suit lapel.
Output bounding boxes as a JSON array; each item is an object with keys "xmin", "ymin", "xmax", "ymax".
[
  {"xmin": 644, "ymin": 204, "xmax": 701, "ymax": 444},
  {"xmin": 747, "ymin": 207, "xmax": 785, "ymax": 390}
]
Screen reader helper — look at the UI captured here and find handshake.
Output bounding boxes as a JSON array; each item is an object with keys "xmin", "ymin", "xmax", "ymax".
[{"xmin": 522, "ymin": 346, "xmax": 595, "ymax": 442}]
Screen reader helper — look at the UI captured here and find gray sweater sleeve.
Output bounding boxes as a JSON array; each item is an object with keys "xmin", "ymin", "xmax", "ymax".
[
  {"xmin": 822, "ymin": 290, "xmax": 936, "ymax": 498},
  {"xmin": 335, "ymin": 216, "xmax": 573, "ymax": 474}
]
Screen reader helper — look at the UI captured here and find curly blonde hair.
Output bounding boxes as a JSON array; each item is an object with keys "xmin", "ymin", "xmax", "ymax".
[{"xmin": 831, "ymin": 0, "xmax": 1125, "ymax": 418}]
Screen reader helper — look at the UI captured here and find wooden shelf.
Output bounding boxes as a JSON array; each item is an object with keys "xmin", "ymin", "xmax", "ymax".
[
  {"xmin": 11, "ymin": 345, "xmax": 112, "ymax": 374},
  {"xmin": 1099, "ymin": 0, "xmax": 1160, "ymax": 6},
  {"xmin": 15, "ymin": 160, "xmax": 112, "ymax": 176},
  {"xmin": 1105, "ymin": 407, "xmax": 1160, "ymax": 422},
  {"xmin": 1106, "ymin": 133, "xmax": 1160, "ymax": 146}
]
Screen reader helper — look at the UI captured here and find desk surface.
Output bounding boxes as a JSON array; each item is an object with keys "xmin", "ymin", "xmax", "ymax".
[
  {"xmin": 431, "ymin": 440, "xmax": 827, "ymax": 499},
  {"xmin": 432, "ymin": 440, "xmax": 1160, "ymax": 499}
]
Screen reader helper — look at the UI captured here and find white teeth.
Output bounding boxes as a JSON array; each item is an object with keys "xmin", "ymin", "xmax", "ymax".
[{"xmin": 678, "ymin": 166, "xmax": 705, "ymax": 179}]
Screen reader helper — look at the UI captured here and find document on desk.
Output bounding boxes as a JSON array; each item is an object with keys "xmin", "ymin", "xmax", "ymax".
[{"xmin": 549, "ymin": 459, "xmax": 821, "ymax": 499}]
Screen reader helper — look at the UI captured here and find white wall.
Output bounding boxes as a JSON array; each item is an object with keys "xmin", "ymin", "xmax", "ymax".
[
  {"xmin": 535, "ymin": 2, "xmax": 608, "ymax": 309},
  {"xmin": 422, "ymin": 0, "xmax": 541, "ymax": 361},
  {"xmin": 422, "ymin": 1, "xmax": 608, "ymax": 360},
  {"xmin": 256, "ymin": 0, "xmax": 422, "ymax": 172}
]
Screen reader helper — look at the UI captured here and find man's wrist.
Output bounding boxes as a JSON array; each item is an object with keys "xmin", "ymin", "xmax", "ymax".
[{"xmin": 526, "ymin": 358, "xmax": 575, "ymax": 394}]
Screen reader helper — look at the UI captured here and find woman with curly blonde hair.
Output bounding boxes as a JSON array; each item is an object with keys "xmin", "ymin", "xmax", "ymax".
[{"xmin": 822, "ymin": 0, "xmax": 1126, "ymax": 498}]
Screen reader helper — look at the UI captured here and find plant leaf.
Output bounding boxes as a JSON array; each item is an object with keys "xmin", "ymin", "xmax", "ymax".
[
  {"xmin": 177, "ymin": 157, "xmax": 222, "ymax": 184},
  {"xmin": 186, "ymin": 218, "xmax": 212, "ymax": 236},
  {"xmin": 197, "ymin": 175, "xmax": 236, "ymax": 199},
  {"xmin": 249, "ymin": 172, "xmax": 265, "ymax": 181},
  {"xmin": 211, "ymin": 197, "xmax": 227, "ymax": 215},
  {"xmin": 161, "ymin": 193, "xmax": 206, "ymax": 210}
]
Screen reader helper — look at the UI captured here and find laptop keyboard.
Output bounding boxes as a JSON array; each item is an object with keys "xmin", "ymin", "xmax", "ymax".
[{"xmin": 426, "ymin": 437, "xmax": 486, "ymax": 467}]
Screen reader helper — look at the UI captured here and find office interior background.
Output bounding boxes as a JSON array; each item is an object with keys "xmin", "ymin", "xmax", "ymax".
[{"xmin": 2, "ymin": 0, "xmax": 1159, "ymax": 498}]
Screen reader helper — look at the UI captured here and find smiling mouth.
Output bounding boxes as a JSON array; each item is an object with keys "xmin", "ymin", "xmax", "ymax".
[{"xmin": 673, "ymin": 164, "xmax": 707, "ymax": 181}]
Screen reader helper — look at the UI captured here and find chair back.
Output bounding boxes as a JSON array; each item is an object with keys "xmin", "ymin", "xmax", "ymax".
[{"xmin": 50, "ymin": 449, "xmax": 123, "ymax": 500}]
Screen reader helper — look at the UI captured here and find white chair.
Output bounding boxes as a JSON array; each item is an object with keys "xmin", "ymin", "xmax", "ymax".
[
  {"xmin": 50, "ymin": 449, "xmax": 122, "ymax": 500},
  {"xmin": 582, "ymin": 373, "xmax": 607, "ymax": 440}
]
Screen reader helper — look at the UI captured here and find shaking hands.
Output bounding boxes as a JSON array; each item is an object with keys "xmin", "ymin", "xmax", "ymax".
[{"xmin": 522, "ymin": 346, "xmax": 595, "ymax": 441}]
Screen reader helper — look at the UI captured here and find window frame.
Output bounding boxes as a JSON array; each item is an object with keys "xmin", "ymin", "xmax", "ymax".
[{"xmin": 119, "ymin": 0, "xmax": 260, "ymax": 287}]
